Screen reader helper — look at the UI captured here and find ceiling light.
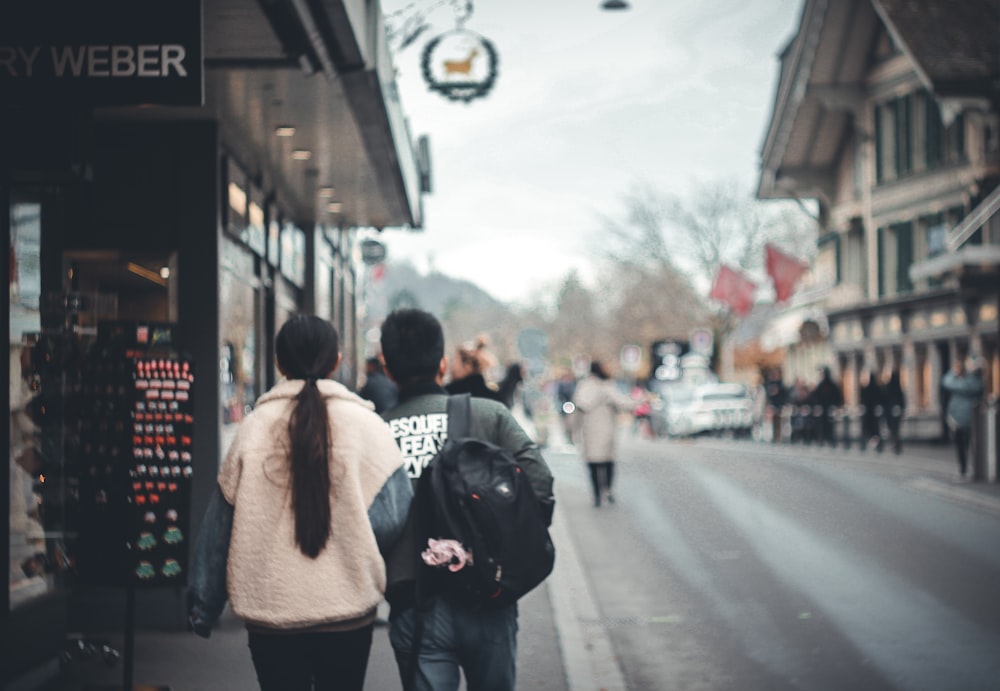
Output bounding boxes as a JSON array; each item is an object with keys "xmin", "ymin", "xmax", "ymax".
[
  {"xmin": 601, "ymin": 0, "xmax": 629, "ymax": 8},
  {"xmin": 274, "ymin": 125, "xmax": 296, "ymax": 137},
  {"xmin": 291, "ymin": 149, "xmax": 312, "ymax": 161},
  {"xmin": 318, "ymin": 186, "xmax": 335, "ymax": 197},
  {"xmin": 327, "ymin": 202, "xmax": 343, "ymax": 213},
  {"xmin": 127, "ymin": 262, "xmax": 168, "ymax": 287}
]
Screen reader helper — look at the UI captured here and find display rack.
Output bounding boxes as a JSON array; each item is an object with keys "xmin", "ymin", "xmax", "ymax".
[{"xmin": 74, "ymin": 321, "xmax": 194, "ymax": 691}]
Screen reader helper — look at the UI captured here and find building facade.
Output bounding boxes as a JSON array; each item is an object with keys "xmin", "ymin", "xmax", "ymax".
[
  {"xmin": 758, "ymin": 0, "xmax": 1000, "ymax": 441},
  {"xmin": 2, "ymin": 1, "xmax": 426, "ymax": 686}
]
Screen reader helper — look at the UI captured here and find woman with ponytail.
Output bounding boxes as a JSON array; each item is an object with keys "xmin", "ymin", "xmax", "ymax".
[{"xmin": 191, "ymin": 314, "xmax": 412, "ymax": 690}]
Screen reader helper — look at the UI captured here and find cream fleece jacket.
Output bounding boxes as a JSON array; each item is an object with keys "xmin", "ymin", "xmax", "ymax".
[{"xmin": 219, "ymin": 379, "xmax": 406, "ymax": 630}]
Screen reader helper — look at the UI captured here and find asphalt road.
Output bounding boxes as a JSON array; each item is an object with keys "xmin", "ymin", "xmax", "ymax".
[{"xmin": 546, "ymin": 433, "xmax": 1000, "ymax": 691}]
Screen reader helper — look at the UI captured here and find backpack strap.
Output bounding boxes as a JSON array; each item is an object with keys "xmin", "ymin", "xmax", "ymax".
[{"xmin": 446, "ymin": 393, "xmax": 472, "ymax": 440}]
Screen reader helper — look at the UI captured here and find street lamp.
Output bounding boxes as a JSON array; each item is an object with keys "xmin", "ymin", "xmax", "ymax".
[{"xmin": 601, "ymin": 0, "xmax": 630, "ymax": 9}]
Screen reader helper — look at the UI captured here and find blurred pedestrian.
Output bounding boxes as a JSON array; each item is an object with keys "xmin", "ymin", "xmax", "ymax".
[
  {"xmin": 572, "ymin": 360, "xmax": 635, "ymax": 507},
  {"xmin": 555, "ymin": 370, "xmax": 578, "ymax": 445},
  {"xmin": 358, "ymin": 356, "xmax": 398, "ymax": 414},
  {"xmin": 764, "ymin": 367, "xmax": 788, "ymax": 443},
  {"xmin": 496, "ymin": 362, "xmax": 524, "ymax": 411},
  {"xmin": 859, "ymin": 369, "xmax": 885, "ymax": 452},
  {"xmin": 789, "ymin": 378, "xmax": 812, "ymax": 444},
  {"xmin": 811, "ymin": 366, "xmax": 844, "ymax": 448},
  {"xmin": 188, "ymin": 315, "xmax": 412, "ymax": 691},
  {"xmin": 882, "ymin": 368, "xmax": 905, "ymax": 454},
  {"xmin": 941, "ymin": 356, "xmax": 984, "ymax": 481},
  {"xmin": 445, "ymin": 335, "xmax": 502, "ymax": 402}
]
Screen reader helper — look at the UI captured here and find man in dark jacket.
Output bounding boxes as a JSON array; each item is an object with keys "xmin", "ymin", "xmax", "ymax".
[{"xmin": 379, "ymin": 308, "xmax": 554, "ymax": 691}]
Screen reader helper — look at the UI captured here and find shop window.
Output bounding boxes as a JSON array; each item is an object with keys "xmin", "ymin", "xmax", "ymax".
[
  {"xmin": 245, "ymin": 186, "xmax": 266, "ymax": 257},
  {"xmin": 226, "ymin": 159, "xmax": 247, "ymax": 240},
  {"xmin": 220, "ymin": 241, "xmax": 259, "ymax": 427},
  {"xmin": 266, "ymin": 204, "xmax": 281, "ymax": 269},
  {"xmin": 9, "ymin": 199, "xmax": 50, "ymax": 609},
  {"xmin": 280, "ymin": 222, "xmax": 306, "ymax": 288},
  {"xmin": 63, "ymin": 250, "xmax": 175, "ymax": 324}
]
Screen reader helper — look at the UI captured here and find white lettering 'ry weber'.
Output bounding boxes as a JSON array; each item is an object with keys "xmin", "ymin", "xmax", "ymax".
[{"xmin": 0, "ymin": 44, "xmax": 188, "ymax": 78}]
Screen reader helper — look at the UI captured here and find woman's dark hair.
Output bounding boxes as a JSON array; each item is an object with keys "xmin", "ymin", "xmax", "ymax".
[
  {"xmin": 590, "ymin": 360, "xmax": 610, "ymax": 380},
  {"xmin": 497, "ymin": 363, "xmax": 523, "ymax": 409},
  {"xmin": 274, "ymin": 314, "xmax": 340, "ymax": 559},
  {"xmin": 380, "ymin": 308, "xmax": 445, "ymax": 383}
]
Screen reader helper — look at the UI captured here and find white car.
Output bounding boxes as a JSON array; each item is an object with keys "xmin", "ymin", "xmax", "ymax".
[{"xmin": 661, "ymin": 382, "xmax": 754, "ymax": 438}]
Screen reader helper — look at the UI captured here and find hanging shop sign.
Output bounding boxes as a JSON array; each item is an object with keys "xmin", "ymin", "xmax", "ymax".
[
  {"xmin": 421, "ymin": 29, "xmax": 498, "ymax": 103},
  {"xmin": 0, "ymin": 0, "xmax": 203, "ymax": 107},
  {"xmin": 360, "ymin": 239, "xmax": 387, "ymax": 265}
]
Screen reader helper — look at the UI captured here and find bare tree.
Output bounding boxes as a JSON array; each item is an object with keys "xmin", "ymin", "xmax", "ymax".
[
  {"xmin": 546, "ymin": 270, "xmax": 603, "ymax": 367},
  {"xmin": 605, "ymin": 179, "xmax": 817, "ymax": 285}
]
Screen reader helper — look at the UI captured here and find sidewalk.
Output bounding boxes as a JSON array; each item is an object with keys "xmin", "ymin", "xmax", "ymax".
[{"xmin": 50, "ymin": 574, "xmax": 570, "ymax": 690}]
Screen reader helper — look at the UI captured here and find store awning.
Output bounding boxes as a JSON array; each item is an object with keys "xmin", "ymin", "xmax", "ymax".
[{"xmin": 200, "ymin": 0, "xmax": 425, "ymax": 230}]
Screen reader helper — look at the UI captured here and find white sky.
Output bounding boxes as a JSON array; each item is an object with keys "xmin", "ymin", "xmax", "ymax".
[{"xmin": 377, "ymin": 0, "xmax": 804, "ymax": 304}]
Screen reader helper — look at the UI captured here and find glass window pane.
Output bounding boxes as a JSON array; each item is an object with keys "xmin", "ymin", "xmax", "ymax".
[
  {"xmin": 220, "ymin": 240, "xmax": 257, "ymax": 430},
  {"xmin": 9, "ymin": 200, "xmax": 49, "ymax": 609}
]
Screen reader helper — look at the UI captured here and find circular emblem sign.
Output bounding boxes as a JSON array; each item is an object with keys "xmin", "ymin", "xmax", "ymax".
[{"xmin": 421, "ymin": 30, "xmax": 499, "ymax": 103}]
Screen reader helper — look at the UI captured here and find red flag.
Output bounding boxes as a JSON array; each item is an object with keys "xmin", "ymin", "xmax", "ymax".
[
  {"xmin": 765, "ymin": 244, "xmax": 806, "ymax": 303},
  {"xmin": 709, "ymin": 265, "xmax": 756, "ymax": 316}
]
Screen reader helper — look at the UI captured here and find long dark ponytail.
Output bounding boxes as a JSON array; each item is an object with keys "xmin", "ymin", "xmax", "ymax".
[{"xmin": 274, "ymin": 315, "xmax": 340, "ymax": 558}]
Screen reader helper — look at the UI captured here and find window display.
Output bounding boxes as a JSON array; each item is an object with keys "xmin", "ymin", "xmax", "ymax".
[
  {"xmin": 9, "ymin": 199, "xmax": 66, "ymax": 609},
  {"xmin": 74, "ymin": 324, "xmax": 194, "ymax": 586}
]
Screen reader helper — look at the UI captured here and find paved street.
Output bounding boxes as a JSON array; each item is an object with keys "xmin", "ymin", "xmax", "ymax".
[{"xmin": 546, "ymin": 431, "xmax": 1000, "ymax": 690}]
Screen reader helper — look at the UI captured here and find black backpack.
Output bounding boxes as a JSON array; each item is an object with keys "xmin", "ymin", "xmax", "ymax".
[{"xmin": 414, "ymin": 394, "xmax": 555, "ymax": 609}]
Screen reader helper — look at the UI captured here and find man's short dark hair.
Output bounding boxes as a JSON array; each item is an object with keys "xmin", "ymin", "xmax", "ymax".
[{"xmin": 380, "ymin": 308, "xmax": 445, "ymax": 384}]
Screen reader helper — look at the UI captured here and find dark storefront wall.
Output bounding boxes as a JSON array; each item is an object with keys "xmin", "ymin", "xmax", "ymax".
[{"xmin": 2, "ymin": 115, "xmax": 226, "ymax": 684}]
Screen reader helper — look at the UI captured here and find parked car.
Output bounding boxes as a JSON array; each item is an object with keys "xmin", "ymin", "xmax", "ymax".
[{"xmin": 656, "ymin": 382, "xmax": 755, "ymax": 438}]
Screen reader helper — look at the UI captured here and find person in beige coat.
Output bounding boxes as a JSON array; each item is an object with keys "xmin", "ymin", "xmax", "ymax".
[
  {"xmin": 214, "ymin": 315, "xmax": 411, "ymax": 691},
  {"xmin": 572, "ymin": 360, "xmax": 635, "ymax": 507}
]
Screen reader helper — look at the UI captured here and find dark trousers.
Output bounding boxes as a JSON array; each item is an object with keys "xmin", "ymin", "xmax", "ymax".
[
  {"xmin": 954, "ymin": 426, "xmax": 972, "ymax": 475},
  {"xmin": 248, "ymin": 624, "xmax": 374, "ymax": 691},
  {"xmin": 815, "ymin": 413, "xmax": 836, "ymax": 447},
  {"xmin": 885, "ymin": 413, "xmax": 902, "ymax": 453},
  {"xmin": 588, "ymin": 461, "xmax": 614, "ymax": 505}
]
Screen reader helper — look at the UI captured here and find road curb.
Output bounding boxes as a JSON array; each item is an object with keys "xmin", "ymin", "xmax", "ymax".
[
  {"xmin": 548, "ymin": 483, "xmax": 629, "ymax": 691},
  {"xmin": 905, "ymin": 477, "xmax": 1000, "ymax": 516}
]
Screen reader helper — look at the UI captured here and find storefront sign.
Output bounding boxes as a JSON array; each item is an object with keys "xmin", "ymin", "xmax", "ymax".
[
  {"xmin": 0, "ymin": 0, "xmax": 203, "ymax": 106},
  {"xmin": 360, "ymin": 239, "xmax": 387, "ymax": 265},
  {"xmin": 421, "ymin": 30, "xmax": 498, "ymax": 103}
]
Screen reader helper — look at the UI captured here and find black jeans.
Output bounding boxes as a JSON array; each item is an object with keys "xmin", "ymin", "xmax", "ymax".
[
  {"xmin": 954, "ymin": 427, "xmax": 972, "ymax": 475},
  {"xmin": 248, "ymin": 624, "xmax": 374, "ymax": 691},
  {"xmin": 588, "ymin": 461, "xmax": 614, "ymax": 505}
]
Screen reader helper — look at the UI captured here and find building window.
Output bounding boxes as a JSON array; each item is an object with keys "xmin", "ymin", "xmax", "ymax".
[
  {"xmin": 816, "ymin": 232, "xmax": 840, "ymax": 286},
  {"xmin": 876, "ymin": 222, "xmax": 915, "ymax": 297},
  {"xmin": 876, "ymin": 91, "xmax": 967, "ymax": 183},
  {"xmin": 894, "ymin": 222, "xmax": 914, "ymax": 295},
  {"xmin": 843, "ymin": 219, "xmax": 865, "ymax": 291},
  {"xmin": 877, "ymin": 226, "xmax": 886, "ymax": 297}
]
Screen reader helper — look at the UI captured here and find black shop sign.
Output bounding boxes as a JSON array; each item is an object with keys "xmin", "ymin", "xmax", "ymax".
[{"xmin": 0, "ymin": 0, "xmax": 203, "ymax": 107}]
